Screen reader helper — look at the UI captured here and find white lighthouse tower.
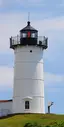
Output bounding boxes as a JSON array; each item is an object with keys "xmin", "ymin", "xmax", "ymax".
[{"xmin": 10, "ymin": 21, "xmax": 48, "ymax": 114}]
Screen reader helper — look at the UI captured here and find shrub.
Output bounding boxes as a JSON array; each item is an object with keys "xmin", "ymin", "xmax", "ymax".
[
  {"xmin": 24, "ymin": 122, "xmax": 42, "ymax": 127},
  {"xmin": 24, "ymin": 122, "xmax": 64, "ymax": 127},
  {"xmin": 24, "ymin": 123, "xmax": 33, "ymax": 127}
]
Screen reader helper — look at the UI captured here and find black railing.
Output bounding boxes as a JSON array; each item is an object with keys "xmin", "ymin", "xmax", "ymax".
[{"xmin": 10, "ymin": 35, "xmax": 48, "ymax": 49}]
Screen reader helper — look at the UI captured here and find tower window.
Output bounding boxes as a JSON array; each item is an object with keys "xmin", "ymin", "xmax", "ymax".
[
  {"xmin": 25, "ymin": 101, "xmax": 29, "ymax": 109},
  {"xmin": 31, "ymin": 33, "xmax": 35, "ymax": 38},
  {"xmin": 22, "ymin": 33, "xmax": 26, "ymax": 38}
]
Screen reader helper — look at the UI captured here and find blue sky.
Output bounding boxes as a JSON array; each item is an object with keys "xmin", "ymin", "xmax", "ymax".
[{"xmin": 0, "ymin": 0, "xmax": 64, "ymax": 114}]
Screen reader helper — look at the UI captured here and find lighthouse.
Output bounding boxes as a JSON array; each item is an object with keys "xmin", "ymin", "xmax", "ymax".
[{"xmin": 10, "ymin": 20, "xmax": 48, "ymax": 114}]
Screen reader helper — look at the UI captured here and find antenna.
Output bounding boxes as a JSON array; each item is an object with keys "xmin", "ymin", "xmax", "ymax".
[{"xmin": 28, "ymin": 12, "xmax": 30, "ymax": 22}]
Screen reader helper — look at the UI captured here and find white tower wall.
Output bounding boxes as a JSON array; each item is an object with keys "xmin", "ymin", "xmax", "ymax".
[{"xmin": 13, "ymin": 46, "xmax": 45, "ymax": 113}]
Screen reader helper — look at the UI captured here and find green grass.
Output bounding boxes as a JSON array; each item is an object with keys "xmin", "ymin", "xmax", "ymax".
[{"xmin": 0, "ymin": 114, "xmax": 64, "ymax": 127}]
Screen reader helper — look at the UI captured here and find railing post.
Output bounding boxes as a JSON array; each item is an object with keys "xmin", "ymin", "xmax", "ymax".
[
  {"xmin": 17, "ymin": 35, "xmax": 18, "ymax": 44},
  {"xmin": 10, "ymin": 37, "xmax": 12, "ymax": 48}
]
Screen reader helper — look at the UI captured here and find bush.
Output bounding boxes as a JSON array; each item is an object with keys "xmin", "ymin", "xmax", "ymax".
[
  {"xmin": 47, "ymin": 122, "xmax": 64, "ymax": 127},
  {"xmin": 24, "ymin": 122, "xmax": 42, "ymax": 127},
  {"xmin": 24, "ymin": 123, "xmax": 33, "ymax": 127},
  {"xmin": 24, "ymin": 122, "xmax": 64, "ymax": 127}
]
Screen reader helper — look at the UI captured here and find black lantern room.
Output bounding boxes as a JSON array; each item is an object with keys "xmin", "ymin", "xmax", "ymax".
[
  {"xmin": 10, "ymin": 21, "xmax": 48, "ymax": 49},
  {"xmin": 20, "ymin": 21, "xmax": 38, "ymax": 45}
]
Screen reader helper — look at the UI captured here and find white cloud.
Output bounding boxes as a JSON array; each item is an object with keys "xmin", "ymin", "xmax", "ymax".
[
  {"xmin": 0, "ymin": 0, "xmax": 17, "ymax": 7},
  {"xmin": 0, "ymin": 13, "xmax": 25, "ymax": 52},
  {"xmin": 16, "ymin": 0, "xmax": 42, "ymax": 3},
  {"xmin": 0, "ymin": 0, "xmax": 2, "ymax": 6},
  {"xmin": 35, "ymin": 17, "xmax": 64, "ymax": 33},
  {"xmin": 0, "ymin": 0, "xmax": 62, "ymax": 8},
  {"xmin": 45, "ymin": 72, "xmax": 64, "ymax": 85},
  {"xmin": 0, "ymin": 66, "xmax": 13, "ymax": 89},
  {"xmin": 47, "ymin": 87, "xmax": 61, "ymax": 93},
  {"xmin": 0, "ymin": 0, "xmax": 43, "ymax": 7}
]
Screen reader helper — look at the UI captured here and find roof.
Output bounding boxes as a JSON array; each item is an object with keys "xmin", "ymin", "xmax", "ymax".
[
  {"xmin": 20, "ymin": 21, "xmax": 38, "ymax": 32},
  {"xmin": 22, "ymin": 96, "xmax": 33, "ymax": 100},
  {"xmin": 0, "ymin": 99, "xmax": 12, "ymax": 103}
]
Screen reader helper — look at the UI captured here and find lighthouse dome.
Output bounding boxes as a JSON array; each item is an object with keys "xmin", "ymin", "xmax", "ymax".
[
  {"xmin": 20, "ymin": 21, "xmax": 38, "ymax": 32},
  {"xmin": 20, "ymin": 21, "xmax": 38, "ymax": 45}
]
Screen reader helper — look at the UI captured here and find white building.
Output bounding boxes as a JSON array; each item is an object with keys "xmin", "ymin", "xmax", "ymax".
[
  {"xmin": 0, "ymin": 21, "xmax": 48, "ymax": 116},
  {"xmin": 0, "ymin": 100, "xmax": 12, "ymax": 117}
]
